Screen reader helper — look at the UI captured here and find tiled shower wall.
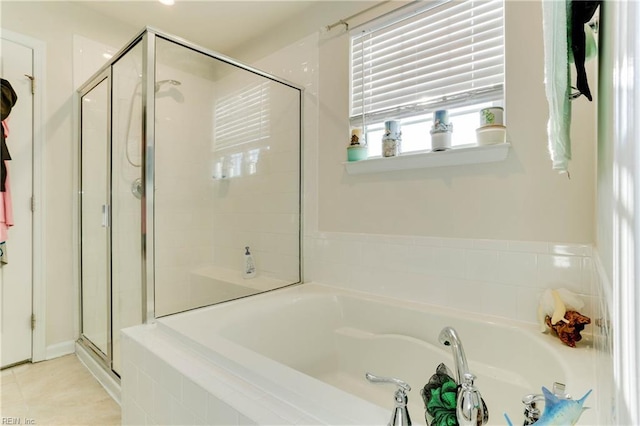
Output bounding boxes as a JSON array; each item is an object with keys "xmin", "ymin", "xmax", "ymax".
[
  {"xmin": 209, "ymin": 68, "xmax": 300, "ymax": 283},
  {"xmin": 153, "ymin": 41, "xmax": 301, "ymax": 316},
  {"xmin": 154, "ymin": 61, "xmax": 217, "ymax": 316}
]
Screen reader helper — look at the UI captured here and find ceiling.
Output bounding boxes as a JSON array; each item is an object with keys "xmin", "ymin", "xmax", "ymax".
[{"xmin": 79, "ymin": 1, "xmax": 321, "ymax": 54}]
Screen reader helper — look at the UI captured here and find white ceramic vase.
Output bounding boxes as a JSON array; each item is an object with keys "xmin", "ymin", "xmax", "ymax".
[{"xmin": 431, "ymin": 131, "xmax": 452, "ymax": 151}]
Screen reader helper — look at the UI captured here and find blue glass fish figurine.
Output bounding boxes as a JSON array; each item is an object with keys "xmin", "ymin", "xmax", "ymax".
[{"xmin": 504, "ymin": 386, "xmax": 592, "ymax": 426}]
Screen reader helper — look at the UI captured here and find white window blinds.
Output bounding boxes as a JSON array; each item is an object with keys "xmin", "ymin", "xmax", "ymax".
[
  {"xmin": 214, "ymin": 82, "xmax": 271, "ymax": 150},
  {"xmin": 350, "ymin": 0, "xmax": 505, "ymax": 126}
]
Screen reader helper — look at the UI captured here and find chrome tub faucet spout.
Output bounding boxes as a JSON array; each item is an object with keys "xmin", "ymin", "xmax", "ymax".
[{"xmin": 438, "ymin": 326, "xmax": 488, "ymax": 426}]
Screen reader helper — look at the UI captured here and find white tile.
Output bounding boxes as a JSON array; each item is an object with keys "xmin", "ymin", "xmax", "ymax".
[
  {"xmin": 445, "ymin": 278, "xmax": 484, "ymax": 312},
  {"xmin": 516, "ymin": 287, "xmax": 545, "ymax": 324},
  {"xmin": 159, "ymin": 362, "xmax": 183, "ymax": 400},
  {"xmin": 170, "ymin": 396, "xmax": 197, "ymax": 426},
  {"xmin": 360, "ymin": 242, "xmax": 409, "ymax": 271},
  {"xmin": 537, "ymin": 254, "xmax": 584, "ymax": 291},
  {"xmin": 316, "ymin": 238, "xmax": 362, "ymax": 265},
  {"xmin": 265, "ymin": 150, "xmax": 300, "ymax": 174},
  {"xmin": 412, "ymin": 236, "xmax": 443, "ymax": 247},
  {"xmin": 137, "ymin": 370, "xmax": 155, "ymax": 414},
  {"xmin": 312, "ymin": 261, "xmax": 353, "ymax": 287},
  {"xmin": 182, "ymin": 378, "xmax": 208, "ymax": 421},
  {"xmin": 127, "ymin": 339, "xmax": 148, "ymax": 370},
  {"xmin": 190, "ymin": 415, "xmax": 209, "ymax": 426},
  {"xmin": 260, "ymin": 192, "xmax": 299, "ymax": 214},
  {"xmin": 302, "ymin": 258, "xmax": 319, "ymax": 282},
  {"xmin": 548, "ymin": 243, "xmax": 592, "ymax": 257},
  {"xmin": 142, "ymin": 351, "xmax": 169, "ymax": 381},
  {"xmin": 294, "ymin": 413, "xmax": 324, "ymax": 425},
  {"xmin": 405, "ymin": 245, "xmax": 438, "ymax": 275},
  {"xmin": 238, "ymin": 413, "xmax": 259, "ymax": 425},
  {"xmin": 578, "ymin": 294, "xmax": 598, "ymax": 321},
  {"xmin": 465, "ymin": 249, "xmax": 499, "ymax": 282},
  {"xmin": 440, "ymin": 237, "xmax": 475, "ymax": 249},
  {"xmin": 581, "ymin": 257, "xmax": 596, "ymax": 295},
  {"xmin": 496, "ymin": 251, "xmax": 538, "ymax": 286},
  {"xmin": 404, "ymin": 273, "xmax": 448, "ymax": 306},
  {"xmin": 266, "ymin": 233, "xmax": 300, "ymax": 256},
  {"xmin": 349, "ymin": 266, "xmax": 410, "ymax": 296},
  {"xmin": 508, "ymin": 240, "xmax": 549, "ymax": 253},
  {"xmin": 206, "ymin": 394, "xmax": 239, "ymax": 425},
  {"xmin": 153, "ymin": 387, "xmax": 173, "ymax": 423},
  {"xmin": 123, "ymin": 398, "xmax": 148, "ymax": 426},
  {"xmin": 303, "ymin": 237, "xmax": 316, "ymax": 259},
  {"xmin": 256, "ymin": 396, "xmax": 304, "ymax": 424},
  {"xmin": 327, "ymin": 231, "xmax": 368, "ymax": 242},
  {"xmin": 433, "ymin": 247, "xmax": 467, "ymax": 278},
  {"xmin": 473, "ymin": 239, "xmax": 510, "ymax": 251},
  {"xmin": 228, "ymin": 395, "xmax": 289, "ymax": 426},
  {"xmin": 363, "ymin": 233, "xmax": 415, "ymax": 245},
  {"xmin": 480, "ymin": 282, "xmax": 519, "ymax": 319},
  {"xmin": 121, "ymin": 361, "xmax": 138, "ymax": 403}
]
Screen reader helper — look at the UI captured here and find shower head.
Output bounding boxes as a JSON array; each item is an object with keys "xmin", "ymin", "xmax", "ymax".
[{"xmin": 155, "ymin": 79, "xmax": 182, "ymax": 92}]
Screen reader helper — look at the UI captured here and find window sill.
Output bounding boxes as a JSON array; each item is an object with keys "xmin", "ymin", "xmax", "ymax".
[{"xmin": 343, "ymin": 143, "xmax": 510, "ymax": 175}]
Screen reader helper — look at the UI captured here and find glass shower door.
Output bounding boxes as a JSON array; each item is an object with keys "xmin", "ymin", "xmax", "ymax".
[
  {"xmin": 111, "ymin": 43, "xmax": 144, "ymax": 375},
  {"xmin": 80, "ymin": 75, "xmax": 110, "ymax": 360}
]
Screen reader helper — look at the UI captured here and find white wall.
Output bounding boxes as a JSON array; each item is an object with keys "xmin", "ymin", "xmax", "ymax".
[
  {"xmin": 236, "ymin": 2, "xmax": 597, "ymax": 244},
  {"xmin": 1, "ymin": 1, "xmax": 137, "ymax": 349},
  {"xmin": 312, "ymin": 1, "xmax": 596, "ymax": 243}
]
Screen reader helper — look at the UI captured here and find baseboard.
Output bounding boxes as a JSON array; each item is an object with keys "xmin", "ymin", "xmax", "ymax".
[
  {"xmin": 75, "ymin": 341, "xmax": 121, "ymax": 405},
  {"xmin": 45, "ymin": 340, "xmax": 75, "ymax": 360}
]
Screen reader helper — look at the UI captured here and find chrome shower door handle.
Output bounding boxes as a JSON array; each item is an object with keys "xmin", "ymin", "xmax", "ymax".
[{"xmin": 101, "ymin": 204, "xmax": 110, "ymax": 228}]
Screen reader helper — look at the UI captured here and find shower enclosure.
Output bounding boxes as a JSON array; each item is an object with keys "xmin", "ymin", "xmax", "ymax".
[{"xmin": 77, "ymin": 28, "xmax": 302, "ymax": 376}]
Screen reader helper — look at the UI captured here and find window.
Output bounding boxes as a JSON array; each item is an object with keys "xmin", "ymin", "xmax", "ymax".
[{"xmin": 350, "ymin": 0, "xmax": 505, "ymax": 156}]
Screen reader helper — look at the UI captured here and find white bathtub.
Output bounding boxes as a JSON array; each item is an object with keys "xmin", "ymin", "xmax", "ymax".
[{"xmin": 142, "ymin": 283, "xmax": 597, "ymax": 425}]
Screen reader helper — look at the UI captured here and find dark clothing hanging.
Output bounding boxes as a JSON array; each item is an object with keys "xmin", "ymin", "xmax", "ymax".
[
  {"xmin": 1, "ymin": 79, "xmax": 18, "ymax": 193},
  {"xmin": 570, "ymin": 1, "xmax": 600, "ymax": 102},
  {"xmin": 1, "ymin": 78, "xmax": 18, "ymax": 121},
  {"xmin": 1, "ymin": 132, "xmax": 10, "ymax": 192}
]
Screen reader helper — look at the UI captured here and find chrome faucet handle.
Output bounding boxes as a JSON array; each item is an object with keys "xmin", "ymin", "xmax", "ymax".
[
  {"xmin": 366, "ymin": 372, "xmax": 412, "ymax": 393},
  {"xmin": 365, "ymin": 372, "xmax": 412, "ymax": 426},
  {"xmin": 522, "ymin": 394, "xmax": 544, "ymax": 425},
  {"xmin": 520, "ymin": 383, "xmax": 569, "ymax": 425},
  {"xmin": 457, "ymin": 373, "xmax": 488, "ymax": 426}
]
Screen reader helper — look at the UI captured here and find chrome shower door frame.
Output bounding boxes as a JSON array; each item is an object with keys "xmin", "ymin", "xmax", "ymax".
[
  {"xmin": 77, "ymin": 68, "xmax": 113, "ymax": 369},
  {"xmin": 76, "ymin": 27, "xmax": 304, "ymax": 377}
]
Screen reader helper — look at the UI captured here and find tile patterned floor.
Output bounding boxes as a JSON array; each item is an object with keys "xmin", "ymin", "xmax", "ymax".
[{"xmin": 1, "ymin": 354, "xmax": 120, "ymax": 425}]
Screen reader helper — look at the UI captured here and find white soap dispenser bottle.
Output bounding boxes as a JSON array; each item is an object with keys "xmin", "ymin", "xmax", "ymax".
[{"xmin": 243, "ymin": 246, "xmax": 256, "ymax": 279}]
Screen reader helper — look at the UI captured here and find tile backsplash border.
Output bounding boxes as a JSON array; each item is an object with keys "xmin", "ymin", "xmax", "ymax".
[{"xmin": 304, "ymin": 232, "xmax": 597, "ymax": 325}]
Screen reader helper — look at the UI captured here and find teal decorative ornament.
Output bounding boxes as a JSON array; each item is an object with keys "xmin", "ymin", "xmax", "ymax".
[{"xmin": 504, "ymin": 386, "xmax": 592, "ymax": 426}]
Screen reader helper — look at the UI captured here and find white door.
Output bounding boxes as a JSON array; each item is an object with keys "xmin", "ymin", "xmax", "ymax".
[{"xmin": 0, "ymin": 38, "xmax": 34, "ymax": 368}]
